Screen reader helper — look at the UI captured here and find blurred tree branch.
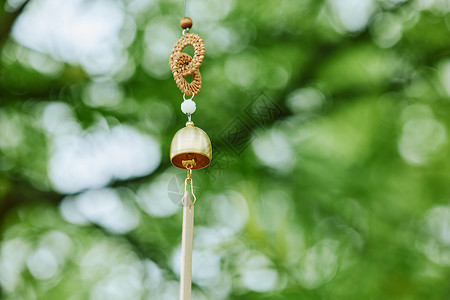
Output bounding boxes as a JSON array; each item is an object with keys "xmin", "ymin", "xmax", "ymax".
[
  {"xmin": 0, "ymin": 0, "xmax": 30, "ymax": 50},
  {"xmin": 0, "ymin": 178, "xmax": 62, "ymax": 229},
  {"xmin": 0, "ymin": 159, "xmax": 170, "ymax": 224}
]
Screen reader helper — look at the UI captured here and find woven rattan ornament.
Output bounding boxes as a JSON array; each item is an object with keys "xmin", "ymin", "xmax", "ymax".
[
  {"xmin": 169, "ymin": 11, "xmax": 211, "ymax": 300},
  {"xmin": 169, "ymin": 33, "xmax": 205, "ymax": 97}
]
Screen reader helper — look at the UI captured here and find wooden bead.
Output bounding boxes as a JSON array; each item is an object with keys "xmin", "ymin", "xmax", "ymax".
[{"xmin": 180, "ymin": 17, "xmax": 193, "ymax": 29}]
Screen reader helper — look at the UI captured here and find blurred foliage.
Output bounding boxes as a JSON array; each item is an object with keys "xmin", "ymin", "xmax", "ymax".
[{"xmin": 1, "ymin": 0, "xmax": 450, "ymax": 299}]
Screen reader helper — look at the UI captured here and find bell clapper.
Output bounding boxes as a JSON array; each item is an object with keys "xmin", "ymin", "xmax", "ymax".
[{"xmin": 182, "ymin": 159, "xmax": 196, "ymax": 168}]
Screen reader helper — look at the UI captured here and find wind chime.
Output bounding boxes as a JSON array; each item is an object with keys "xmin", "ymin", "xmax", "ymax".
[{"xmin": 169, "ymin": 1, "xmax": 211, "ymax": 299}]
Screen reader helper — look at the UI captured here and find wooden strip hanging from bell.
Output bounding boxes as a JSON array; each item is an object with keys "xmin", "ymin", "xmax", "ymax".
[{"xmin": 179, "ymin": 189, "xmax": 194, "ymax": 300}]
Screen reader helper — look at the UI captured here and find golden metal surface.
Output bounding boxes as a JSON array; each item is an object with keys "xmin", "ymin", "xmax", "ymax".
[
  {"xmin": 182, "ymin": 159, "xmax": 196, "ymax": 168},
  {"xmin": 170, "ymin": 122, "xmax": 212, "ymax": 170}
]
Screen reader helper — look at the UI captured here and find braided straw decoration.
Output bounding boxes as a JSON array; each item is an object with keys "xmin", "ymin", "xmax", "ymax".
[{"xmin": 169, "ymin": 33, "xmax": 205, "ymax": 97}]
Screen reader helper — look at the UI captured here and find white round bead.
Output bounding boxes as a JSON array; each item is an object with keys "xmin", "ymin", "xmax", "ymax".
[{"xmin": 181, "ymin": 99, "xmax": 196, "ymax": 114}]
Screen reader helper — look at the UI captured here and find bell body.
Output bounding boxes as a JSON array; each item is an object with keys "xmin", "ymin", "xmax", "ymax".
[{"xmin": 170, "ymin": 121, "xmax": 212, "ymax": 169}]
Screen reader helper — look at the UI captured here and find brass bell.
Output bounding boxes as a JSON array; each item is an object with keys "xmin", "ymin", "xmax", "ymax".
[{"xmin": 170, "ymin": 121, "xmax": 212, "ymax": 169}]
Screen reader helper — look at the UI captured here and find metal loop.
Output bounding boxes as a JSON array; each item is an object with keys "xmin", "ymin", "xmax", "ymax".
[
  {"xmin": 183, "ymin": 93, "xmax": 194, "ymax": 101},
  {"xmin": 182, "ymin": 28, "xmax": 190, "ymax": 35},
  {"xmin": 181, "ymin": 167, "xmax": 196, "ymax": 207},
  {"xmin": 183, "ymin": 177, "xmax": 197, "ymax": 207}
]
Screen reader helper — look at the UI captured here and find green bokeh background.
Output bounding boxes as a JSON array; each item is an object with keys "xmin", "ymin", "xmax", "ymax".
[{"xmin": 0, "ymin": 0, "xmax": 449, "ymax": 299}]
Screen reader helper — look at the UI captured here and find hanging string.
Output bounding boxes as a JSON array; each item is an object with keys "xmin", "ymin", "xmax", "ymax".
[{"xmin": 184, "ymin": 0, "xmax": 187, "ymax": 17}]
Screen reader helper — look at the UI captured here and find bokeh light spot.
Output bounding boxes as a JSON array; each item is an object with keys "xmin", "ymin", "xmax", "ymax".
[
  {"xmin": 0, "ymin": 109, "xmax": 24, "ymax": 149},
  {"xmin": 143, "ymin": 19, "xmax": 179, "ymax": 79},
  {"xmin": 287, "ymin": 87, "xmax": 325, "ymax": 114},
  {"xmin": 297, "ymin": 239, "xmax": 339, "ymax": 289},
  {"xmin": 329, "ymin": 0, "xmax": 376, "ymax": 32},
  {"xmin": 0, "ymin": 238, "xmax": 31, "ymax": 292},
  {"xmin": 238, "ymin": 251, "xmax": 279, "ymax": 292},
  {"xmin": 62, "ymin": 188, "xmax": 140, "ymax": 234},
  {"xmin": 12, "ymin": 0, "xmax": 126, "ymax": 76},
  {"xmin": 211, "ymin": 191, "xmax": 249, "ymax": 234},
  {"xmin": 371, "ymin": 12, "xmax": 403, "ymax": 48},
  {"xmin": 439, "ymin": 59, "xmax": 450, "ymax": 96},
  {"xmin": 48, "ymin": 124, "xmax": 161, "ymax": 194},
  {"xmin": 83, "ymin": 79, "xmax": 124, "ymax": 108},
  {"xmin": 136, "ymin": 171, "xmax": 180, "ymax": 218},
  {"xmin": 26, "ymin": 247, "xmax": 59, "ymax": 280},
  {"xmin": 416, "ymin": 205, "xmax": 450, "ymax": 265},
  {"xmin": 398, "ymin": 114, "xmax": 447, "ymax": 165},
  {"xmin": 252, "ymin": 129, "xmax": 295, "ymax": 171}
]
